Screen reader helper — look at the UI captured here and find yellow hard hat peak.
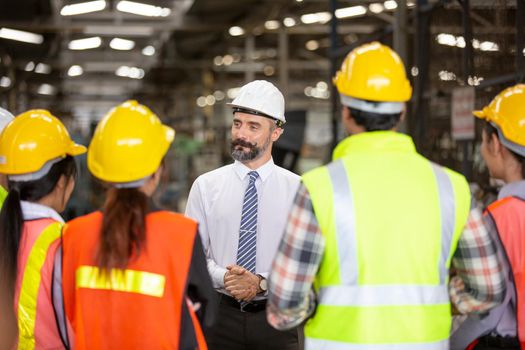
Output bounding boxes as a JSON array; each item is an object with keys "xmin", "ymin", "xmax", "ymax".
[
  {"xmin": 88, "ymin": 100, "xmax": 175, "ymax": 184},
  {"xmin": 0, "ymin": 109, "xmax": 86, "ymax": 175},
  {"xmin": 473, "ymin": 84, "xmax": 525, "ymax": 147},
  {"xmin": 333, "ymin": 41, "xmax": 412, "ymax": 103}
]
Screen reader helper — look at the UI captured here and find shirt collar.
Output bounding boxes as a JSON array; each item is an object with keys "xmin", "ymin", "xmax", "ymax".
[
  {"xmin": 20, "ymin": 201, "xmax": 64, "ymax": 223},
  {"xmin": 233, "ymin": 158, "xmax": 275, "ymax": 183},
  {"xmin": 332, "ymin": 131, "xmax": 416, "ymax": 161},
  {"xmin": 498, "ymin": 180, "xmax": 525, "ymax": 200}
]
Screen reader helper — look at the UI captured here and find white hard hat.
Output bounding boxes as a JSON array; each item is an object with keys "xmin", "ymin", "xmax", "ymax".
[
  {"xmin": 227, "ymin": 80, "xmax": 286, "ymax": 125},
  {"xmin": 0, "ymin": 107, "xmax": 14, "ymax": 133}
]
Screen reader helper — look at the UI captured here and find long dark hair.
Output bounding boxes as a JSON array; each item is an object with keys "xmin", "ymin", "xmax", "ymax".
[
  {"xmin": 97, "ymin": 188, "xmax": 148, "ymax": 269},
  {"xmin": 484, "ymin": 122, "xmax": 525, "ymax": 179},
  {"xmin": 0, "ymin": 156, "xmax": 77, "ymax": 296}
]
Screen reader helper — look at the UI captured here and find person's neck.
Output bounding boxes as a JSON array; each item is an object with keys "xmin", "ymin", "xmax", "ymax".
[
  {"xmin": 36, "ymin": 192, "xmax": 62, "ymax": 213},
  {"xmin": 242, "ymin": 153, "xmax": 272, "ymax": 171}
]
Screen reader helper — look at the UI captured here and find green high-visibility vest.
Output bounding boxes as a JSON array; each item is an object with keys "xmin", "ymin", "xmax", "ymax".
[
  {"xmin": 302, "ymin": 131, "xmax": 470, "ymax": 350},
  {"xmin": 0, "ymin": 185, "xmax": 7, "ymax": 207}
]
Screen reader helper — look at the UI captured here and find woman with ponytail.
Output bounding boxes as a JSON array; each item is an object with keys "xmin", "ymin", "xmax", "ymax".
[
  {"xmin": 61, "ymin": 101, "xmax": 215, "ymax": 349},
  {"xmin": 0, "ymin": 110, "xmax": 86, "ymax": 349},
  {"xmin": 451, "ymin": 84, "xmax": 525, "ymax": 350}
]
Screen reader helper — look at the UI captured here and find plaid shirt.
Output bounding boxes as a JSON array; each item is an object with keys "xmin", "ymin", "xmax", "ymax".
[{"xmin": 267, "ymin": 184, "xmax": 507, "ymax": 330}]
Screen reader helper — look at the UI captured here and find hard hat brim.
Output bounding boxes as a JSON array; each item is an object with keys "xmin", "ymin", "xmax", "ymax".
[
  {"xmin": 68, "ymin": 143, "xmax": 88, "ymax": 156},
  {"xmin": 472, "ymin": 110, "xmax": 486, "ymax": 119}
]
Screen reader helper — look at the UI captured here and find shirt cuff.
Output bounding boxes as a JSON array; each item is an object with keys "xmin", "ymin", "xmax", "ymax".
[{"xmin": 211, "ymin": 266, "xmax": 228, "ymax": 289}]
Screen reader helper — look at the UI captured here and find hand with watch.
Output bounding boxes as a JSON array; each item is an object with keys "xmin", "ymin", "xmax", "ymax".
[{"xmin": 256, "ymin": 274, "xmax": 268, "ymax": 294}]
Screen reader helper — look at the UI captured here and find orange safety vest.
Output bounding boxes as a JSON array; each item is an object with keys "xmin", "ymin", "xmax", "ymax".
[
  {"xmin": 15, "ymin": 218, "xmax": 64, "ymax": 350},
  {"xmin": 61, "ymin": 211, "xmax": 207, "ymax": 350},
  {"xmin": 486, "ymin": 196, "xmax": 525, "ymax": 348}
]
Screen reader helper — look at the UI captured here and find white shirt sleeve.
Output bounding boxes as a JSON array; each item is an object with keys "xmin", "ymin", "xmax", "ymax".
[{"xmin": 185, "ymin": 178, "xmax": 227, "ymax": 288}]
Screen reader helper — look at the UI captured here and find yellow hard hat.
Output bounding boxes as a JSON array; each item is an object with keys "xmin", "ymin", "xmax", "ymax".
[
  {"xmin": 333, "ymin": 42, "xmax": 412, "ymax": 102},
  {"xmin": 473, "ymin": 84, "xmax": 525, "ymax": 148},
  {"xmin": 88, "ymin": 100, "xmax": 175, "ymax": 184},
  {"xmin": 0, "ymin": 109, "xmax": 86, "ymax": 175}
]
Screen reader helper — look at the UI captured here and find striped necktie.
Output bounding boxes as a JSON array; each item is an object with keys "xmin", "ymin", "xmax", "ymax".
[{"xmin": 236, "ymin": 171, "xmax": 259, "ymax": 273}]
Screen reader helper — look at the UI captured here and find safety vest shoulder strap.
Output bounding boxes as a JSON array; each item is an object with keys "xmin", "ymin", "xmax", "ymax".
[{"xmin": 18, "ymin": 221, "xmax": 63, "ymax": 350}]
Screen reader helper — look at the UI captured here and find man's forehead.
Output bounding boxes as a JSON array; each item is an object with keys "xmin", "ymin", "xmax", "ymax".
[{"xmin": 233, "ymin": 112, "xmax": 268, "ymax": 124}]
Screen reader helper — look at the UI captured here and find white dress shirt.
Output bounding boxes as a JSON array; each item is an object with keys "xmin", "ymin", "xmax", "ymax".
[
  {"xmin": 21, "ymin": 201, "xmax": 64, "ymax": 223},
  {"xmin": 185, "ymin": 158, "xmax": 300, "ymax": 295}
]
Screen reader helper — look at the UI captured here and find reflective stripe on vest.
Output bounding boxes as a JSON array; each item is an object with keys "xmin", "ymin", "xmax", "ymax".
[
  {"xmin": 325, "ymin": 160, "xmax": 456, "ymax": 292},
  {"xmin": 76, "ymin": 266, "xmax": 166, "ymax": 298},
  {"xmin": 306, "ymin": 338, "xmax": 448, "ymax": 350},
  {"xmin": 18, "ymin": 222, "xmax": 62, "ymax": 350}
]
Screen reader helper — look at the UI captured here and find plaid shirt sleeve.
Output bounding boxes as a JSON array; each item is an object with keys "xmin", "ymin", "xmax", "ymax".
[
  {"xmin": 266, "ymin": 184, "xmax": 325, "ymax": 330},
  {"xmin": 449, "ymin": 206, "xmax": 506, "ymax": 314}
]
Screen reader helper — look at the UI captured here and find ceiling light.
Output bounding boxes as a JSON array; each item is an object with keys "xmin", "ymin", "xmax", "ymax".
[
  {"xmin": 369, "ymin": 3, "xmax": 385, "ymax": 14},
  {"xmin": 468, "ymin": 76, "xmax": 484, "ymax": 86},
  {"xmin": 0, "ymin": 77, "xmax": 11, "ymax": 88},
  {"xmin": 479, "ymin": 41, "xmax": 499, "ymax": 52},
  {"xmin": 142, "ymin": 45, "xmax": 155, "ymax": 56},
  {"xmin": 213, "ymin": 90, "xmax": 225, "ymax": 101},
  {"xmin": 296, "ymin": 0, "xmax": 303, "ymax": 2},
  {"xmin": 411, "ymin": 66, "xmax": 419, "ymax": 76},
  {"xmin": 316, "ymin": 81, "xmax": 328, "ymax": 91},
  {"xmin": 37, "ymin": 84, "xmax": 56, "ymax": 95},
  {"xmin": 68, "ymin": 36, "xmax": 102, "ymax": 50},
  {"xmin": 384, "ymin": 0, "xmax": 398, "ymax": 10},
  {"xmin": 25, "ymin": 61, "xmax": 35, "ymax": 72},
  {"xmin": 436, "ymin": 33, "xmax": 457, "ymax": 47},
  {"xmin": 335, "ymin": 6, "xmax": 367, "ymax": 19},
  {"xmin": 407, "ymin": 1, "xmax": 416, "ymax": 7},
  {"xmin": 264, "ymin": 20, "xmax": 280, "ymax": 30},
  {"xmin": 206, "ymin": 95, "xmax": 216, "ymax": 106},
  {"xmin": 301, "ymin": 12, "xmax": 332, "ymax": 24},
  {"xmin": 196, "ymin": 96, "xmax": 206, "ymax": 107},
  {"xmin": 35, "ymin": 63, "xmax": 51, "ymax": 74},
  {"xmin": 115, "ymin": 66, "xmax": 145, "ymax": 79},
  {"xmin": 222, "ymin": 55, "xmax": 234, "ymax": 66},
  {"xmin": 67, "ymin": 65, "xmax": 84, "ymax": 77},
  {"xmin": 84, "ymin": 25, "xmax": 153, "ymax": 36},
  {"xmin": 306, "ymin": 40, "xmax": 319, "ymax": 51},
  {"xmin": 110, "ymin": 37, "xmax": 135, "ymax": 51},
  {"xmin": 0, "ymin": 28, "xmax": 43, "ymax": 44},
  {"xmin": 213, "ymin": 56, "xmax": 223, "ymax": 66},
  {"xmin": 60, "ymin": 0, "xmax": 106, "ymax": 16},
  {"xmin": 263, "ymin": 65, "xmax": 275, "ymax": 76},
  {"xmin": 438, "ymin": 70, "xmax": 456, "ymax": 81},
  {"xmin": 227, "ymin": 87, "xmax": 241, "ymax": 99},
  {"xmin": 283, "ymin": 17, "xmax": 296, "ymax": 27},
  {"xmin": 229, "ymin": 26, "xmax": 245, "ymax": 37},
  {"xmin": 116, "ymin": 1, "xmax": 171, "ymax": 17}
]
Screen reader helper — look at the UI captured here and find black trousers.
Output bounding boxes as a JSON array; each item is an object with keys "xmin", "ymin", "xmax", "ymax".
[
  {"xmin": 471, "ymin": 335, "xmax": 520, "ymax": 349},
  {"xmin": 206, "ymin": 293, "xmax": 302, "ymax": 350}
]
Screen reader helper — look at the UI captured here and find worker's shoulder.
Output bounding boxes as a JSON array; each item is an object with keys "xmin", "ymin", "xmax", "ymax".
[
  {"xmin": 433, "ymin": 162, "xmax": 469, "ymax": 189},
  {"xmin": 149, "ymin": 210, "xmax": 197, "ymax": 227},
  {"xmin": 272, "ymin": 164, "xmax": 300, "ymax": 183},
  {"xmin": 65, "ymin": 211, "xmax": 102, "ymax": 229},
  {"xmin": 193, "ymin": 163, "xmax": 235, "ymax": 185}
]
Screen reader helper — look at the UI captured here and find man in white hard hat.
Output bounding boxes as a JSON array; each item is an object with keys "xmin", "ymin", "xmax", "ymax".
[{"xmin": 186, "ymin": 80, "xmax": 301, "ymax": 349}]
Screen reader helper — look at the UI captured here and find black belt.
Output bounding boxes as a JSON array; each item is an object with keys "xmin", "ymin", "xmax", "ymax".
[{"xmin": 218, "ymin": 292, "xmax": 267, "ymax": 313}]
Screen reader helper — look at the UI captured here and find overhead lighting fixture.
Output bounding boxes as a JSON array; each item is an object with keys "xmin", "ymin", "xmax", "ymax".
[
  {"xmin": 84, "ymin": 25, "xmax": 153, "ymax": 36},
  {"xmin": 67, "ymin": 65, "xmax": 84, "ymax": 77},
  {"xmin": 0, "ymin": 28, "xmax": 43, "ymax": 44},
  {"xmin": 116, "ymin": 1, "xmax": 171, "ymax": 17},
  {"xmin": 196, "ymin": 96, "xmax": 207, "ymax": 108},
  {"xmin": 37, "ymin": 84, "xmax": 56, "ymax": 95},
  {"xmin": 60, "ymin": 0, "xmax": 106, "ymax": 16},
  {"xmin": 229, "ymin": 26, "xmax": 245, "ymax": 37},
  {"xmin": 335, "ymin": 6, "xmax": 367, "ymax": 19},
  {"xmin": 35, "ymin": 63, "xmax": 51, "ymax": 74},
  {"xmin": 479, "ymin": 41, "xmax": 499, "ymax": 52},
  {"xmin": 115, "ymin": 65, "xmax": 144, "ymax": 79},
  {"xmin": 142, "ymin": 45, "xmax": 155, "ymax": 56},
  {"xmin": 300, "ymin": 12, "xmax": 332, "ymax": 24},
  {"xmin": 283, "ymin": 17, "xmax": 296, "ymax": 27},
  {"xmin": 264, "ymin": 20, "xmax": 280, "ymax": 30},
  {"xmin": 25, "ymin": 61, "xmax": 35, "ymax": 72},
  {"xmin": 68, "ymin": 36, "xmax": 102, "ymax": 50},
  {"xmin": 222, "ymin": 55, "xmax": 234, "ymax": 66},
  {"xmin": 468, "ymin": 76, "xmax": 484, "ymax": 86},
  {"xmin": 384, "ymin": 0, "xmax": 398, "ymax": 10},
  {"xmin": 213, "ymin": 90, "xmax": 225, "ymax": 101},
  {"xmin": 227, "ymin": 87, "xmax": 241, "ymax": 99},
  {"xmin": 110, "ymin": 37, "xmax": 135, "ymax": 51},
  {"xmin": 438, "ymin": 70, "xmax": 456, "ymax": 81},
  {"xmin": 369, "ymin": 3, "xmax": 385, "ymax": 14},
  {"xmin": 0, "ymin": 77, "xmax": 11, "ymax": 88},
  {"xmin": 305, "ymin": 40, "xmax": 319, "ymax": 51},
  {"xmin": 205, "ymin": 95, "xmax": 216, "ymax": 106}
]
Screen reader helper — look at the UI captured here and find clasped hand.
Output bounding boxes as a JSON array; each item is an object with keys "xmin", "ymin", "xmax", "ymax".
[{"xmin": 224, "ymin": 265, "xmax": 259, "ymax": 302}]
